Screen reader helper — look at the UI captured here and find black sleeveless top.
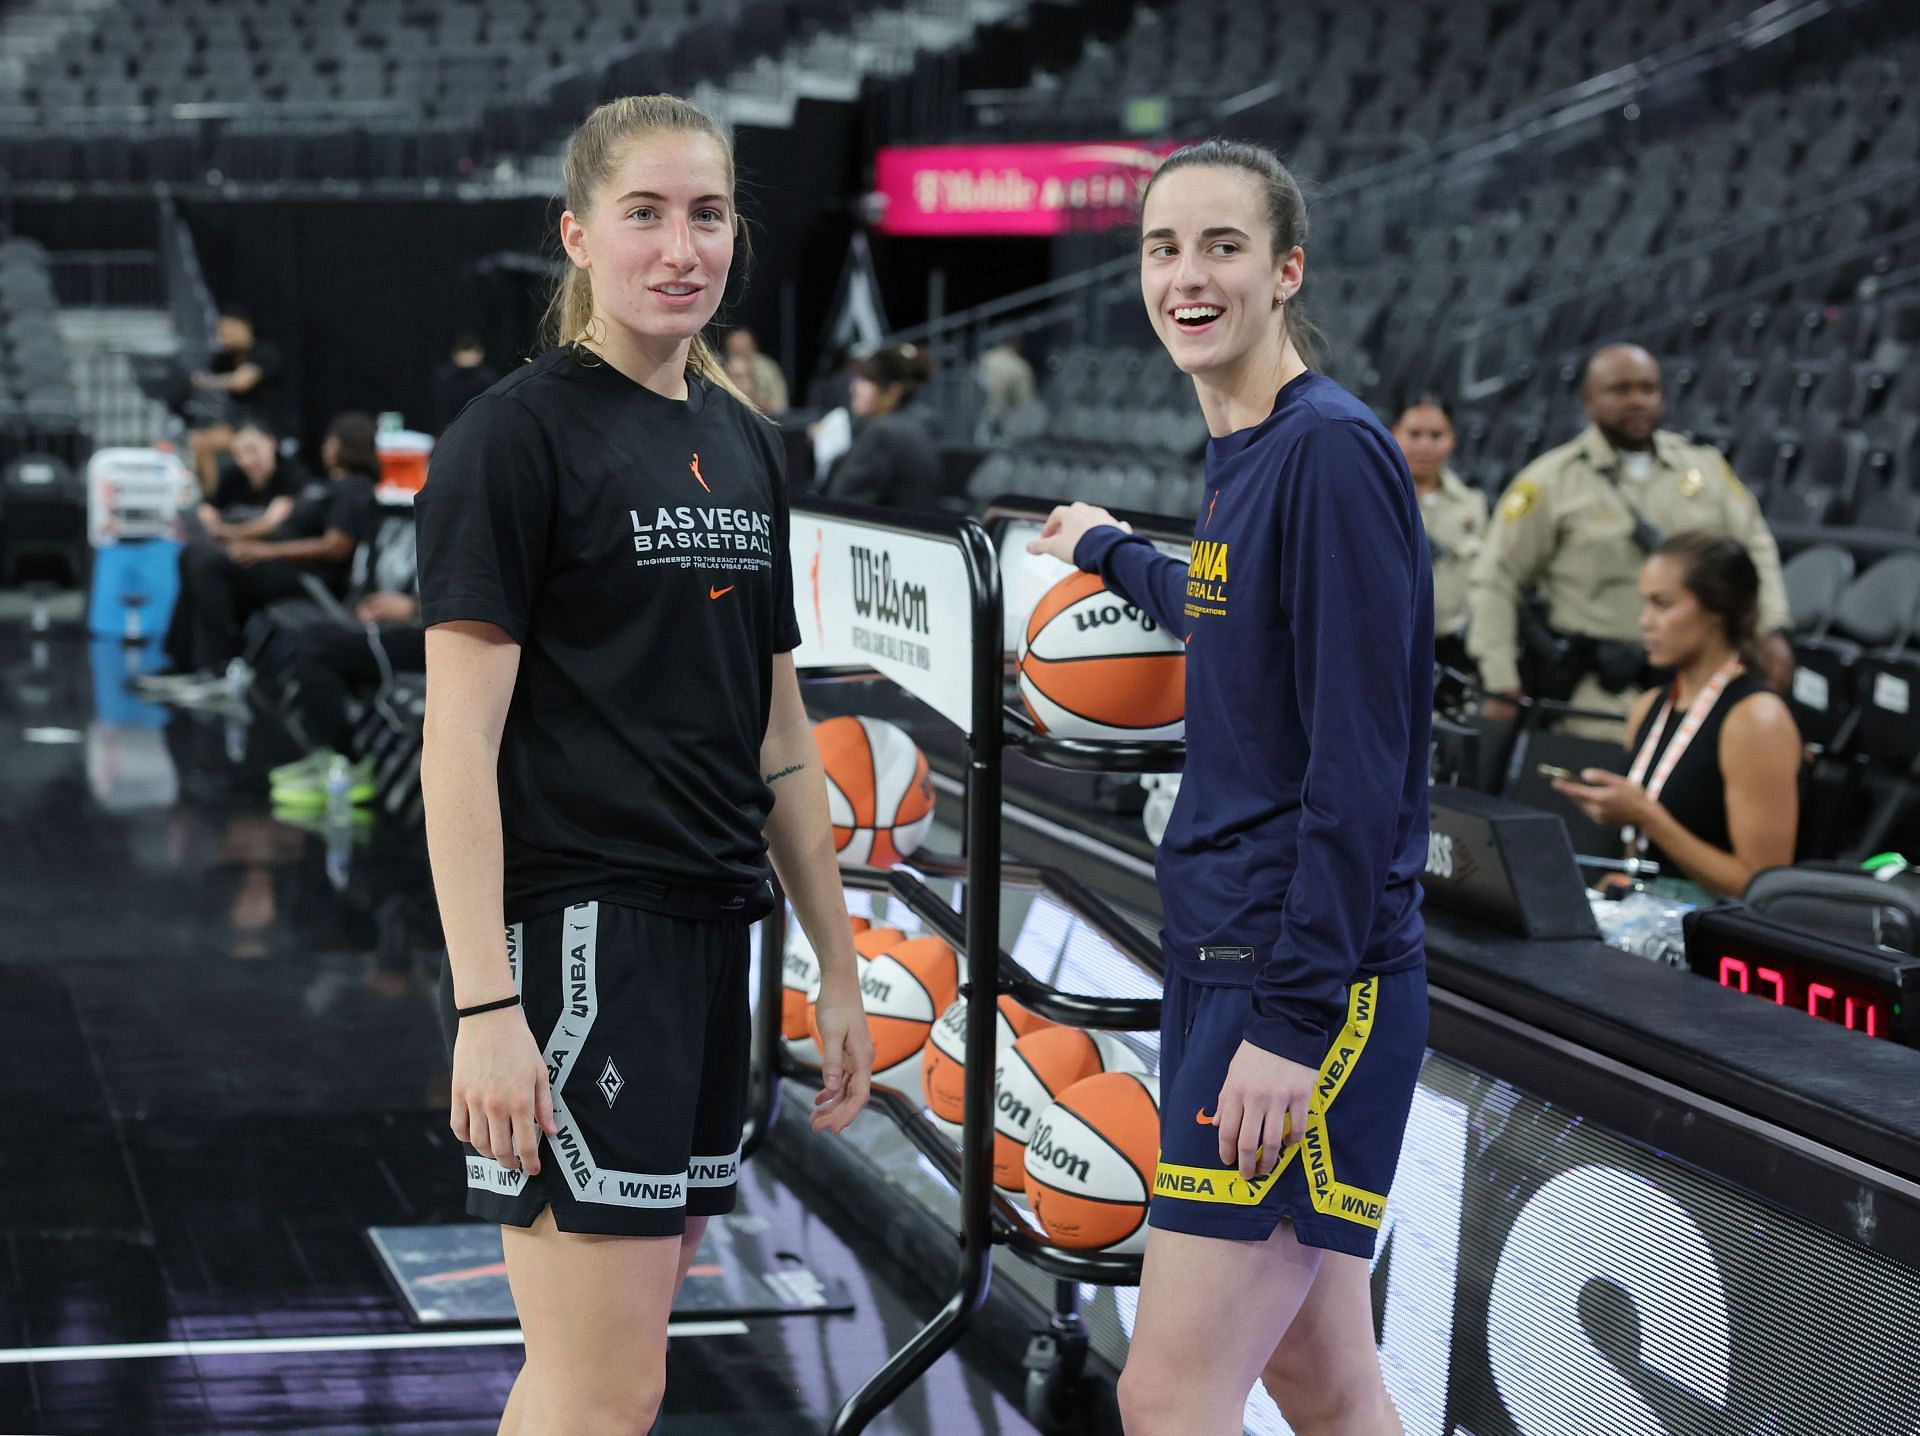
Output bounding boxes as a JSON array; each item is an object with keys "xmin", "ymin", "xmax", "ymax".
[{"xmin": 1628, "ymin": 672, "xmax": 1770, "ymax": 872}]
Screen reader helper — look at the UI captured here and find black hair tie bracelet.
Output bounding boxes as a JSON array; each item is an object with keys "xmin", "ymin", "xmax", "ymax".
[{"xmin": 456, "ymin": 994, "xmax": 521, "ymax": 1019}]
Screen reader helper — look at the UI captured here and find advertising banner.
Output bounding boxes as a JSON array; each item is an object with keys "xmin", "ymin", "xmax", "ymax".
[
  {"xmin": 788, "ymin": 512, "xmax": 978, "ymax": 735},
  {"xmin": 871, "ymin": 141, "xmax": 1186, "ymax": 237}
]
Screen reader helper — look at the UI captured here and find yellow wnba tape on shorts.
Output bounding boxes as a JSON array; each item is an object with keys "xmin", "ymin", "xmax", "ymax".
[{"xmin": 1152, "ymin": 1159, "xmax": 1282, "ymax": 1206}]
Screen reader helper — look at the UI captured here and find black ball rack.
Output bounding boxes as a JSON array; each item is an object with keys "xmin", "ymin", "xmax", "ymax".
[{"xmin": 739, "ymin": 497, "xmax": 1187, "ymax": 1434}]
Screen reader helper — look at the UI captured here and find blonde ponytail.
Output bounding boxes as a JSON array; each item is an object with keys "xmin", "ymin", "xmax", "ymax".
[{"xmin": 542, "ymin": 93, "xmax": 766, "ymax": 414}]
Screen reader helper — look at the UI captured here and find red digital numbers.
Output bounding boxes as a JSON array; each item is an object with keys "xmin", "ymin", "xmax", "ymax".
[{"xmin": 1717, "ymin": 956, "xmax": 1884, "ymax": 1037}]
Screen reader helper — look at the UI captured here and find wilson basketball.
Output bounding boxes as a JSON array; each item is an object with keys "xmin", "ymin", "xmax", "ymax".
[
  {"xmin": 993, "ymin": 1028, "xmax": 1146, "ymax": 1193},
  {"xmin": 853, "ymin": 925, "xmax": 907, "ymax": 960},
  {"xmin": 1017, "ymin": 571, "xmax": 1184, "ymax": 742},
  {"xmin": 1024, "ymin": 1072, "xmax": 1162, "ymax": 1253},
  {"xmin": 781, "ymin": 912, "xmax": 872, "ymax": 1067},
  {"xmin": 858, "ymin": 936, "xmax": 960, "ymax": 1096},
  {"xmin": 816, "ymin": 715, "xmax": 936, "ymax": 866},
  {"xmin": 923, "ymin": 993, "xmax": 1055, "ymax": 1140},
  {"xmin": 800, "ymin": 925, "xmax": 905, "ymax": 1068}
]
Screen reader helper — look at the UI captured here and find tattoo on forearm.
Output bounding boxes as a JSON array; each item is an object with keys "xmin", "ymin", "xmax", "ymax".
[{"xmin": 765, "ymin": 763, "xmax": 805, "ymax": 784}]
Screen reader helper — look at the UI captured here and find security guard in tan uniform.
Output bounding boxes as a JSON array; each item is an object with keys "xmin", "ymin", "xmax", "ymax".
[
  {"xmin": 1467, "ymin": 345, "xmax": 1793, "ymax": 736},
  {"xmin": 1392, "ymin": 395, "xmax": 1487, "ymax": 645}
]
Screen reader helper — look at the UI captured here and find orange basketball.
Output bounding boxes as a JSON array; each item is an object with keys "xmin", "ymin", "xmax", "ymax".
[
  {"xmin": 802, "ymin": 926, "xmax": 904, "ymax": 1067},
  {"xmin": 853, "ymin": 926, "xmax": 907, "ymax": 959},
  {"xmin": 992, "ymin": 1027, "xmax": 1145, "ymax": 1193},
  {"xmin": 922, "ymin": 994, "xmax": 1055, "ymax": 1138},
  {"xmin": 815, "ymin": 715, "xmax": 935, "ymax": 866},
  {"xmin": 859, "ymin": 936, "xmax": 960, "ymax": 1096},
  {"xmin": 1017, "ymin": 572, "xmax": 1184, "ymax": 741},
  {"xmin": 781, "ymin": 912, "xmax": 871, "ymax": 1043},
  {"xmin": 1024, "ymin": 1072, "xmax": 1162, "ymax": 1253}
]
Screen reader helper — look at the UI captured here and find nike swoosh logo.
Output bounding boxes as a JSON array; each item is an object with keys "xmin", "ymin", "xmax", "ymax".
[
  {"xmin": 1196, "ymin": 1108, "xmax": 1217, "ymax": 1126},
  {"xmin": 709, "ymin": 585, "xmax": 735, "ymax": 600}
]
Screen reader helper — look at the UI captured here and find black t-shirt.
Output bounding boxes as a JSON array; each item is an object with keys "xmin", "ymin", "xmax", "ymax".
[
  {"xmin": 214, "ymin": 340, "xmax": 289, "ymax": 431},
  {"xmin": 414, "ymin": 347, "xmax": 803, "ymax": 923},
  {"xmin": 267, "ymin": 471, "xmax": 379, "ymax": 585},
  {"xmin": 209, "ymin": 456, "xmax": 303, "ymax": 516}
]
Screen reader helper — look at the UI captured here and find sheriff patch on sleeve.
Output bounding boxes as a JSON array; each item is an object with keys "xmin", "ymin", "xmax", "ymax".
[{"xmin": 1499, "ymin": 479, "xmax": 1540, "ymax": 523}]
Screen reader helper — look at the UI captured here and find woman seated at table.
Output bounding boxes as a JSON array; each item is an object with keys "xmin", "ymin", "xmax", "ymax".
[{"xmin": 1554, "ymin": 531, "xmax": 1800, "ymax": 901}]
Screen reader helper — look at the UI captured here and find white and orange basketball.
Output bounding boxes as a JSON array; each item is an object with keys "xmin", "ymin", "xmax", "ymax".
[
  {"xmin": 993, "ymin": 1027, "xmax": 1146, "ymax": 1194},
  {"xmin": 801, "ymin": 925, "xmax": 904, "ymax": 1068},
  {"xmin": 857, "ymin": 935, "xmax": 960, "ymax": 1096},
  {"xmin": 781, "ymin": 911, "xmax": 871, "ymax": 1068},
  {"xmin": 1017, "ymin": 572, "xmax": 1184, "ymax": 741},
  {"xmin": 815, "ymin": 715, "xmax": 936, "ymax": 866},
  {"xmin": 922, "ymin": 994, "xmax": 1056, "ymax": 1140},
  {"xmin": 1025, "ymin": 1072, "xmax": 1162, "ymax": 1254}
]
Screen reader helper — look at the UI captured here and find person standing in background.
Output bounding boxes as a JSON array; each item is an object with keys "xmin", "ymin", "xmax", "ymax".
[
  {"xmin": 429, "ymin": 332, "xmax": 502, "ymax": 434},
  {"xmin": 1391, "ymin": 395, "xmax": 1485, "ymax": 673},
  {"xmin": 1467, "ymin": 344, "xmax": 1793, "ymax": 735},
  {"xmin": 725, "ymin": 326, "xmax": 788, "ymax": 414}
]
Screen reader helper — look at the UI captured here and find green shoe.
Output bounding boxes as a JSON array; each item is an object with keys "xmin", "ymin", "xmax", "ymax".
[
  {"xmin": 269, "ymin": 749, "xmax": 335, "ymax": 787},
  {"xmin": 270, "ymin": 754, "xmax": 375, "ymax": 806}
]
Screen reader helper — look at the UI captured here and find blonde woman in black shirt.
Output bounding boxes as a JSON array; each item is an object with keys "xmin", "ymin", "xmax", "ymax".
[{"xmin": 415, "ymin": 95, "xmax": 873, "ymax": 1435}]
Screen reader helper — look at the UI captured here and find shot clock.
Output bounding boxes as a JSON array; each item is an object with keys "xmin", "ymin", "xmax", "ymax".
[{"xmin": 1684, "ymin": 905, "xmax": 1920, "ymax": 1045}]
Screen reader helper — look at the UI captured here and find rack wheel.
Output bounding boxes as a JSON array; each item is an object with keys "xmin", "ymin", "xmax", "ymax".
[{"xmin": 1021, "ymin": 1328, "xmax": 1088, "ymax": 1433}]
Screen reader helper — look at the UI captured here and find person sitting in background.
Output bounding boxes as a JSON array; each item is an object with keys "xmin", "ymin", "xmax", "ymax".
[
  {"xmin": 976, "ymin": 336, "xmax": 1036, "ymax": 440},
  {"xmin": 268, "ymin": 589, "xmax": 424, "ymax": 809},
  {"xmin": 725, "ymin": 326, "xmax": 788, "ymax": 414},
  {"xmin": 196, "ymin": 416, "xmax": 305, "ymax": 541},
  {"xmin": 429, "ymin": 332, "xmax": 501, "ymax": 434},
  {"xmin": 726, "ymin": 350, "xmax": 768, "ymax": 412},
  {"xmin": 1554, "ymin": 532, "xmax": 1800, "ymax": 901},
  {"xmin": 1391, "ymin": 394, "xmax": 1485, "ymax": 671},
  {"xmin": 158, "ymin": 412, "xmax": 381, "ymax": 687},
  {"xmin": 821, "ymin": 344, "xmax": 943, "ymax": 511},
  {"xmin": 187, "ymin": 305, "xmax": 288, "ymax": 495}
]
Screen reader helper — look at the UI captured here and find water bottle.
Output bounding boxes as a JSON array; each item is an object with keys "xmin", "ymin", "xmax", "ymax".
[{"xmin": 324, "ymin": 754, "xmax": 354, "ymax": 891}]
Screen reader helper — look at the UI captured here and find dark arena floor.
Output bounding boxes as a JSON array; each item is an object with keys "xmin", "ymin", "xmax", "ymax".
[{"xmin": 0, "ymin": 615, "xmax": 1052, "ymax": 1435}]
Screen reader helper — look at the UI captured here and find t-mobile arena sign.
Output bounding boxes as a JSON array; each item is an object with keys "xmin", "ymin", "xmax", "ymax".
[{"xmin": 871, "ymin": 141, "xmax": 1186, "ymax": 236}]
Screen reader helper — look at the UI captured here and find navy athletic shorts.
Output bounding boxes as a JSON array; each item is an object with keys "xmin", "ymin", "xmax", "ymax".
[
  {"xmin": 1149, "ymin": 964, "xmax": 1427, "ymax": 1258},
  {"xmin": 442, "ymin": 900, "xmax": 750, "ymax": 1237}
]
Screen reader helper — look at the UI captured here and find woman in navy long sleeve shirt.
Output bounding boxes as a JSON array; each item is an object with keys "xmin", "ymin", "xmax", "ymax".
[{"xmin": 1029, "ymin": 141, "xmax": 1431, "ymax": 1436}]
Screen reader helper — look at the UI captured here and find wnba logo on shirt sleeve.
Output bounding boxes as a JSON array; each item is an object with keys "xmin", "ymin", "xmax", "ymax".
[{"xmin": 1185, "ymin": 540, "xmax": 1229, "ymax": 619}]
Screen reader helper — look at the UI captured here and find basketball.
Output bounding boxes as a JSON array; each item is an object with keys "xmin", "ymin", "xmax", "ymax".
[
  {"xmin": 1024, "ymin": 1072, "xmax": 1162, "ymax": 1254},
  {"xmin": 923, "ymin": 993, "xmax": 1055, "ymax": 1139},
  {"xmin": 801, "ymin": 925, "xmax": 904, "ymax": 1067},
  {"xmin": 993, "ymin": 1027, "xmax": 1146, "ymax": 1193},
  {"xmin": 781, "ymin": 912, "xmax": 872, "ymax": 1067},
  {"xmin": 853, "ymin": 925, "xmax": 907, "ymax": 960},
  {"xmin": 815, "ymin": 715, "xmax": 936, "ymax": 866},
  {"xmin": 858, "ymin": 935, "xmax": 960, "ymax": 1096},
  {"xmin": 1017, "ymin": 571, "xmax": 1185, "ymax": 742}
]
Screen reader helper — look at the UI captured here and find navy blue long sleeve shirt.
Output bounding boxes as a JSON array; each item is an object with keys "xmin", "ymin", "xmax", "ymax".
[{"xmin": 1074, "ymin": 371, "xmax": 1432, "ymax": 1069}]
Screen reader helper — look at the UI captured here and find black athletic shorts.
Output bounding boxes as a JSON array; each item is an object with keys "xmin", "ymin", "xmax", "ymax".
[{"xmin": 441, "ymin": 900, "xmax": 751, "ymax": 1237}]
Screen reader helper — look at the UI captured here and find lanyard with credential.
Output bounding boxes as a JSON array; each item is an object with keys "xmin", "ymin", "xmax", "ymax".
[{"xmin": 1622, "ymin": 654, "xmax": 1744, "ymax": 856}]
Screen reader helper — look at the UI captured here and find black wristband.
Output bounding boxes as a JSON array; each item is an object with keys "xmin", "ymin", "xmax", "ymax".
[{"xmin": 456, "ymin": 994, "xmax": 521, "ymax": 1019}]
